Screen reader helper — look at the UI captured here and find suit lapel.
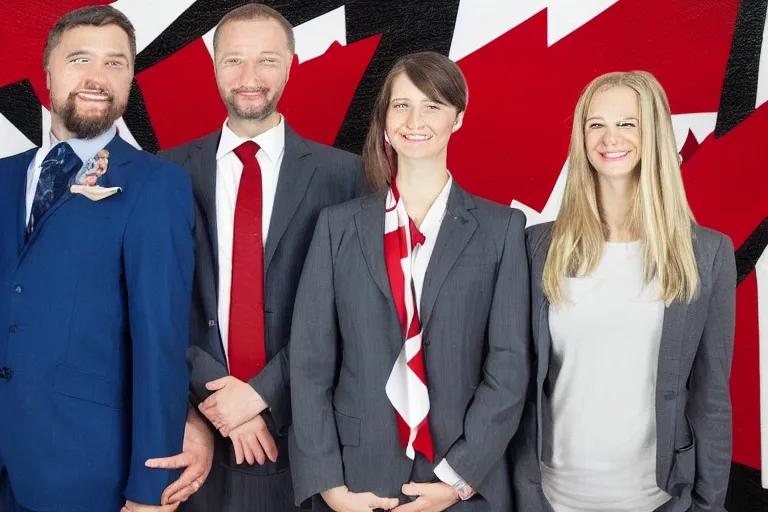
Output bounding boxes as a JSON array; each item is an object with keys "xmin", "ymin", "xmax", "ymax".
[
  {"xmin": 1, "ymin": 149, "xmax": 36, "ymax": 259},
  {"xmin": 420, "ymin": 183, "xmax": 478, "ymax": 329},
  {"xmin": 264, "ymin": 124, "xmax": 316, "ymax": 272},
  {"xmin": 191, "ymin": 131, "xmax": 221, "ymax": 297},
  {"xmin": 355, "ymin": 191, "xmax": 393, "ymax": 303}
]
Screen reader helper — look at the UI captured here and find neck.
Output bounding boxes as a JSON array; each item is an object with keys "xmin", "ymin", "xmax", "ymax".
[
  {"xmin": 227, "ymin": 111, "xmax": 281, "ymax": 139},
  {"xmin": 395, "ymin": 155, "xmax": 449, "ymax": 227},
  {"xmin": 50, "ymin": 115, "xmax": 77, "ymax": 142},
  {"xmin": 598, "ymin": 176, "xmax": 635, "ymax": 242}
]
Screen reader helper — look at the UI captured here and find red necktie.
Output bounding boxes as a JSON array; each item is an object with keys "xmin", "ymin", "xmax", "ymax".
[{"xmin": 229, "ymin": 141, "xmax": 267, "ymax": 381}]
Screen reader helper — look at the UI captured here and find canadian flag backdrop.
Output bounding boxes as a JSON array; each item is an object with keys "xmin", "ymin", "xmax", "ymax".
[{"xmin": 0, "ymin": 0, "xmax": 767, "ymax": 508}]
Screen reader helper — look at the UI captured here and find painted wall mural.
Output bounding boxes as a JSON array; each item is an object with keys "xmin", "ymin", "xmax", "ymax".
[{"xmin": 1, "ymin": 0, "xmax": 767, "ymax": 507}]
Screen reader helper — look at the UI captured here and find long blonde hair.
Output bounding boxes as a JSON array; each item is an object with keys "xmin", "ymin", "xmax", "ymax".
[{"xmin": 543, "ymin": 71, "xmax": 699, "ymax": 305}]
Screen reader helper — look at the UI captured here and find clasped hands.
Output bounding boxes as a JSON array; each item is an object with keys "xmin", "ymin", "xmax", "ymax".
[
  {"xmin": 142, "ymin": 376, "xmax": 277, "ymax": 507},
  {"xmin": 322, "ymin": 480, "xmax": 469, "ymax": 512}
]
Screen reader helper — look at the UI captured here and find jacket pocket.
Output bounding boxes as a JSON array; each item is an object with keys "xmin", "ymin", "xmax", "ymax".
[
  {"xmin": 334, "ymin": 409, "xmax": 360, "ymax": 447},
  {"xmin": 53, "ymin": 363, "xmax": 125, "ymax": 409},
  {"xmin": 666, "ymin": 416, "xmax": 696, "ymax": 494}
]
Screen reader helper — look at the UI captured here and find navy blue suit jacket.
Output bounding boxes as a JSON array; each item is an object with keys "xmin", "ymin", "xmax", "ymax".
[{"xmin": 0, "ymin": 136, "xmax": 195, "ymax": 510}]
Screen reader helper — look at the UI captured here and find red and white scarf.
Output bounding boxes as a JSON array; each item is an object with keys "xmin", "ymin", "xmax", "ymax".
[{"xmin": 383, "ymin": 181, "xmax": 435, "ymax": 462}]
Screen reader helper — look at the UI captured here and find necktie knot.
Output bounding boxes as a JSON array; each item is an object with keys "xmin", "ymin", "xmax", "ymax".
[{"xmin": 233, "ymin": 141, "xmax": 260, "ymax": 166}]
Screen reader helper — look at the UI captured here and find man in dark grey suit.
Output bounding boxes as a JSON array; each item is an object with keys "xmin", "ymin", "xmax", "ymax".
[{"xmin": 151, "ymin": 4, "xmax": 365, "ymax": 511}]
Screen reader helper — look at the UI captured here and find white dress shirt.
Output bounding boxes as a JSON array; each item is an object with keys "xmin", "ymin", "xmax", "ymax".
[
  {"xmin": 398, "ymin": 175, "xmax": 467, "ymax": 488},
  {"xmin": 542, "ymin": 241, "xmax": 670, "ymax": 511},
  {"xmin": 216, "ymin": 116, "xmax": 286, "ymax": 361},
  {"xmin": 25, "ymin": 127, "xmax": 117, "ymax": 224}
]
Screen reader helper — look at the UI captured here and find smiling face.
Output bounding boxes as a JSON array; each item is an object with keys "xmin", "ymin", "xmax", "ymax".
[
  {"xmin": 384, "ymin": 72, "xmax": 463, "ymax": 162},
  {"xmin": 214, "ymin": 18, "xmax": 291, "ymax": 122},
  {"xmin": 584, "ymin": 85, "xmax": 642, "ymax": 182},
  {"xmin": 47, "ymin": 24, "xmax": 133, "ymax": 139}
]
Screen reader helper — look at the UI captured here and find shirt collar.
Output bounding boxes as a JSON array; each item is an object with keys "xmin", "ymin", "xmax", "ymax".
[
  {"xmin": 216, "ymin": 115, "xmax": 286, "ymax": 163},
  {"xmin": 48, "ymin": 126, "xmax": 117, "ymax": 164}
]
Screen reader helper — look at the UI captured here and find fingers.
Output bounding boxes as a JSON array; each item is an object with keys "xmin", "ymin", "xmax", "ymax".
[
  {"xmin": 247, "ymin": 431, "xmax": 266, "ymax": 465},
  {"xmin": 160, "ymin": 464, "xmax": 202, "ymax": 504},
  {"xmin": 232, "ymin": 435, "xmax": 245, "ymax": 465},
  {"xmin": 205, "ymin": 377, "xmax": 230, "ymax": 391},
  {"xmin": 166, "ymin": 478, "xmax": 201, "ymax": 505},
  {"xmin": 364, "ymin": 493, "xmax": 400, "ymax": 511},
  {"xmin": 255, "ymin": 424, "xmax": 278, "ymax": 463},
  {"xmin": 145, "ymin": 453, "xmax": 192, "ymax": 469},
  {"xmin": 241, "ymin": 433, "xmax": 256, "ymax": 465},
  {"xmin": 401, "ymin": 482, "xmax": 429, "ymax": 496}
]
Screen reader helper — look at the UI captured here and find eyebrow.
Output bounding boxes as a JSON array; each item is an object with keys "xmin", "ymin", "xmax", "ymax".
[
  {"xmin": 65, "ymin": 51, "xmax": 128, "ymax": 61},
  {"xmin": 585, "ymin": 116, "xmax": 639, "ymax": 123},
  {"xmin": 390, "ymin": 97, "xmax": 443, "ymax": 104}
]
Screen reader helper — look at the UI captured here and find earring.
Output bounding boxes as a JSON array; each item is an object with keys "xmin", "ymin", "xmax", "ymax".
[{"xmin": 384, "ymin": 131, "xmax": 390, "ymax": 144}]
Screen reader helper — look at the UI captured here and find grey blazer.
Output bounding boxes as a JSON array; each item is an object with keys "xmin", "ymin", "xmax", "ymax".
[
  {"xmin": 289, "ymin": 182, "xmax": 532, "ymax": 510},
  {"xmin": 510, "ymin": 222, "xmax": 736, "ymax": 512},
  {"xmin": 157, "ymin": 124, "xmax": 365, "ymax": 476}
]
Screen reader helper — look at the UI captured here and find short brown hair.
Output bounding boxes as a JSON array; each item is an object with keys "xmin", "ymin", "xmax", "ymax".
[
  {"xmin": 213, "ymin": 3, "xmax": 296, "ymax": 56},
  {"xmin": 362, "ymin": 52, "xmax": 468, "ymax": 191},
  {"xmin": 44, "ymin": 5, "xmax": 136, "ymax": 70}
]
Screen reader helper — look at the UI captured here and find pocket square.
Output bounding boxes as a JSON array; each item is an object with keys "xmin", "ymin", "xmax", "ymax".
[{"xmin": 70, "ymin": 184, "xmax": 122, "ymax": 201}]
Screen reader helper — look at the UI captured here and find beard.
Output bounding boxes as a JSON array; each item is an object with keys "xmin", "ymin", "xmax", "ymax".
[
  {"xmin": 53, "ymin": 89, "xmax": 126, "ymax": 139},
  {"xmin": 223, "ymin": 81, "xmax": 286, "ymax": 121}
]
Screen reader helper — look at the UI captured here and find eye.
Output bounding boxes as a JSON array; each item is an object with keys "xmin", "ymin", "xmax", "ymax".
[
  {"xmin": 224, "ymin": 57, "xmax": 241, "ymax": 65},
  {"xmin": 106, "ymin": 60, "xmax": 123, "ymax": 67},
  {"xmin": 619, "ymin": 121, "xmax": 636, "ymax": 128},
  {"xmin": 261, "ymin": 58, "xmax": 277, "ymax": 65},
  {"xmin": 71, "ymin": 58, "xmax": 89, "ymax": 64},
  {"xmin": 393, "ymin": 103, "xmax": 408, "ymax": 109},
  {"xmin": 426, "ymin": 104, "xmax": 440, "ymax": 110},
  {"xmin": 587, "ymin": 122, "xmax": 603, "ymax": 129}
]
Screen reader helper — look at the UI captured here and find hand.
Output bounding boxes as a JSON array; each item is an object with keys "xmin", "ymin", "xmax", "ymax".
[
  {"xmin": 121, "ymin": 500, "xmax": 179, "ymax": 511},
  {"xmin": 199, "ymin": 376, "xmax": 267, "ymax": 436},
  {"xmin": 392, "ymin": 482, "xmax": 460, "ymax": 512},
  {"xmin": 321, "ymin": 485, "xmax": 399, "ymax": 512},
  {"xmin": 230, "ymin": 415, "xmax": 278, "ymax": 465},
  {"xmin": 145, "ymin": 407, "xmax": 214, "ymax": 504}
]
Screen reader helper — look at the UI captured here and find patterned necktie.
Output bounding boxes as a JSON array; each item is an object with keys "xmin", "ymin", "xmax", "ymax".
[
  {"xmin": 28, "ymin": 143, "xmax": 82, "ymax": 237},
  {"xmin": 228, "ymin": 141, "xmax": 267, "ymax": 381}
]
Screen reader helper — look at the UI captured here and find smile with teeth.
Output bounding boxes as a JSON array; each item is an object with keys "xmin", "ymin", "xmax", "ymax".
[
  {"xmin": 401, "ymin": 133, "xmax": 432, "ymax": 142},
  {"xmin": 77, "ymin": 91, "xmax": 110, "ymax": 101},
  {"xmin": 601, "ymin": 150, "xmax": 629, "ymax": 160}
]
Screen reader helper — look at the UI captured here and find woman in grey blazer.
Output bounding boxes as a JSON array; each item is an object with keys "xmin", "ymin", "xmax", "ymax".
[
  {"xmin": 289, "ymin": 52, "xmax": 531, "ymax": 511},
  {"xmin": 511, "ymin": 71, "xmax": 736, "ymax": 512}
]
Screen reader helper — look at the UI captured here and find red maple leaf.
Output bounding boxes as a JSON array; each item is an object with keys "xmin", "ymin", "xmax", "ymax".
[{"xmin": 138, "ymin": 36, "xmax": 380, "ymax": 150}]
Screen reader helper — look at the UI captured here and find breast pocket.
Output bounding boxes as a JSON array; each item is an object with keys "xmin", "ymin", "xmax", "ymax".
[{"xmin": 53, "ymin": 363, "xmax": 125, "ymax": 410}]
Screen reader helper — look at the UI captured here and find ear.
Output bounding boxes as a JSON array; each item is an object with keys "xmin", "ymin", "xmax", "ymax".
[
  {"xmin": 451, "ymin": 111, "xmax": 465, "ymax": 133},
  {"xmin": 46, "ymin": 72, "xmax": 51, "ymax": 90},
  {"xmin": 384, "ymin": 131, "xmax": 391, "ymax": 144}
]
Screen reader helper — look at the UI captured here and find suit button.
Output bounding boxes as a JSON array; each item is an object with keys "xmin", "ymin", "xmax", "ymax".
[
  {"xmin": 13, "ymin": 285, "xmax": 22, "ymax": 294},
  {"xmin": 664, "ymin": 390, "xmax": 677, "ymax": 400},
  {"xmin": 8, "ymin": 325, "xmax": 18, "ymax": 334},
  {"xmin": 423, "ymin": 339, "xmax": 430, "ymax": 346}
]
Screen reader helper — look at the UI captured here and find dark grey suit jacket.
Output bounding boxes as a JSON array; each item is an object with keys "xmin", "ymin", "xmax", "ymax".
[
  {"xmin": 157, "ymin": 124, "xmax": 365, "ymax": 476},
  {"xmin": 289, "ymin": 182, "xmax": 532, "ymax": 510},
  {"xmin": 511, "ymin": 222, "xmax": 736, "ymax": 512}
]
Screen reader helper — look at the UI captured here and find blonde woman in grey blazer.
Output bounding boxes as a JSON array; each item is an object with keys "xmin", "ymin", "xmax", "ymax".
[
  {"xmin": 511, "ymin": 71, "xmax": 736, "ymax": 512},
  {"xmin": 289, "ymin": 52, "xmax": 531, "ymax": 512}
]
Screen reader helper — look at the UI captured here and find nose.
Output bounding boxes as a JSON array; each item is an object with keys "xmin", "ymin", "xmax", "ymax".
[
  {"xmin": 406, "ymin": 108, "xmax": 424, "ymax": 130},
  {"xmin": 238, "ymin": 60, "xmax": 261, "ymax": 88},
  {"xmin": 602, "ymin": 125, "xmax": 620, "ymax": 146}
]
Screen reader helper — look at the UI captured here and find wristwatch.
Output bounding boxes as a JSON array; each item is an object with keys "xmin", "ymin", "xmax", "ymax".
[{"xmin": 453, "ymin": 479, "xmax": 475, "ymax": 501}]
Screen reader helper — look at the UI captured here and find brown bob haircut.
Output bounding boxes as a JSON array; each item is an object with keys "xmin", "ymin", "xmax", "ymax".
[{"xmin": 362, "ymin": 51, "xmax": 468, "ymax": 191}]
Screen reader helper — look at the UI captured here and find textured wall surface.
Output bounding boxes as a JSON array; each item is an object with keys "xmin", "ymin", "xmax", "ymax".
[{"xmin": 0, "ymin": 0, "xmax": 767, "ymax": 507}]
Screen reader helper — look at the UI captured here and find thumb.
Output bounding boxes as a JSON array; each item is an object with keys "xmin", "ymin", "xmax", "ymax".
[
  {"xmin": 369, "ymin": 494, "xmax": 400, "ymax": 510},
  {"xmin": 205, "ymin": 377, "xmax": 229, "ymax": 391},
  {"xmin": 145, "ymin": 453, "xmax": 192, "ymax": 469}
]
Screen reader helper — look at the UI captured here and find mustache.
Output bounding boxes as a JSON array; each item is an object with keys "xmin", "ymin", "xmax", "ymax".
[{"xmin": 232, "ymin": 86, "xmax": 269, "ymax": 94}]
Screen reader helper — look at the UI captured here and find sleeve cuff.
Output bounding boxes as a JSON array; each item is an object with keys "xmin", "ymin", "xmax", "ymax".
[{"xmin": 433, "ymin": 458, "xmax": 466, "ymax": 487}]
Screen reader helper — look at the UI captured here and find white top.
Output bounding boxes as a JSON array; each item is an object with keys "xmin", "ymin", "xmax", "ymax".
[
  {"xmin": 215, "ymin": 117, "xmax": 286, "ymax": 361},
  {"xmin": 542, "ymin": 241, "xmax": 671, "ymax": 512},
  {"xmin": 396, "ymin": 175, "xmax": 466, "ymax": 488}
]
